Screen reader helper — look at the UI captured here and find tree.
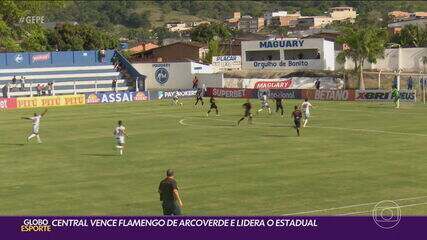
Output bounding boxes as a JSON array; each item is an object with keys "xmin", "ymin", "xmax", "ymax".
[
  {"xmin": 190, "ymin": 23, "xmax": 231, "ymax": 43},
  {"xmin": 336, "ymin": 25, "xmax": 388, "ymax": 90},
  {"xmin": 390, "ymin": 24, "xmax": 427, "ymax": 48},
  {"xmin": 204, "ymin": 37, "xmax": 224, "ymax": 64}
]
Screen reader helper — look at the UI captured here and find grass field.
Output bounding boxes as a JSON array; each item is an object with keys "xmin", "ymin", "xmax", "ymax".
[{"xmin": 1, "ymin": 98, "xmax": 427, "ymax": 216}]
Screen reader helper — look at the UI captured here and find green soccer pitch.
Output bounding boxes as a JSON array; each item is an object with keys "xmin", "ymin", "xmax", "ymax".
[{"xmin": 1, "ymin": 98, "xmax": 426, "ymax": 216}]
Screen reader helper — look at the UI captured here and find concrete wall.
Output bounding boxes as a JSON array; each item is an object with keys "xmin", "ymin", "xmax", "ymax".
[
  {"xmin": 339, "ymin": 48, "xmax": 427, "ymax": 72},
  {"xmin": 133, "ymin": 61, "xmax": 222, "ymax": 90}
]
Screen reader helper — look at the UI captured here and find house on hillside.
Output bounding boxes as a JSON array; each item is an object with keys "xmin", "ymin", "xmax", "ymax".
[
  {"xmin": 129, "ymin": 42, "xmax": 208, "ymax": 63},
  {"xmin": 128, "ymin": 42, "xmax": 159, "ymax": 54}
]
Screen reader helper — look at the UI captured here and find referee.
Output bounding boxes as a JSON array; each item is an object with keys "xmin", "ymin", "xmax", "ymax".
[{"xmin": 158, "ymin": 169, "xmax": 183, "ymax": 215}]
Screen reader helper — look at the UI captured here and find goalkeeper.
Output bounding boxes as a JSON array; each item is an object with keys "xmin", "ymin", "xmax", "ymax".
[{"xmin": 392, "ymin": 87, "xmax": 400, "ymax": 108}]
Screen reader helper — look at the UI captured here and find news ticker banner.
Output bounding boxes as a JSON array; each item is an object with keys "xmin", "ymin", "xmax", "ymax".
[{"xmin": 4, "ymin": 216, "xmax": 426, "ymax": 240}]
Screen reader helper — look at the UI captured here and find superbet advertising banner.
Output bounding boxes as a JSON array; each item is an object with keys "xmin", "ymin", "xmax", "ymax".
[
  {"xmin": 206, "ymin": 88, "xmax": 255, "ymax": 98},
  {"xmin": 0, "ymin": 98, "xmax": 17, "ymax": 109},
  {"xmin": 355, "ymin": 90, "xmax": 416, "ymax": 102}
]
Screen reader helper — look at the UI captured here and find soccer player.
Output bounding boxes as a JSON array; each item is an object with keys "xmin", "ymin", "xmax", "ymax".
[
  {"xmin": 238, "ymin": 99, "xmax": 253, "ymax": 125},
  {"xmin": 194, "ymin": 88, "xmax": 204, "ymax": 107},
  {"xmin": 275, "ymin": 97, "xmax": 284, "ymax": 117},
  {"xmin": 22, "ymin": 108, "xmax": 48, "ymax": 143},
  {"xmin": 206, "ymin": 96, "xmax": 219, "ymax": 116},
  {"xmin": 301, "ymin": 98, "xmax": 313, "ymax": 127},
  {"xmin": 114, "ymin": 120, "xmax": 128, "ymax": 156},
  {"xmin": 257, "ymin": 92, "xmax": 272, "ymax": 115},
  {"xmin": 291, "ymin": 106, "xmax": 302, "ymax": 136},
  {"xmin": 392, "ymin": 87, "xmax": 400, "ymax": 108},
  {"xmin": 172, "ymin": 90, "xmax": 183, "ymax": 106}
]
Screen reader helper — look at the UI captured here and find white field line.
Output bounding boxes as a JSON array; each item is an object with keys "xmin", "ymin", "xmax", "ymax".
[
  {"xmin": 281, "ymin": 196, "xmax": 427, "ymax": 216},
  {"xmin": 179, "ymin": 117, "xmax": 427, "ymax": 138},
  {"xmin": 337, "ymin": 202, "xmax": 427, "ymax": 216}
]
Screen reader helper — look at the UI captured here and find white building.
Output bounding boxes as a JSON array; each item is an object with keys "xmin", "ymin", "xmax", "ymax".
[
  {"xmin": 132, "ymin": 61, "xmax": 222, "ymax": 90},
  {"xmin": 264, "ymin": 11, "xmax": 288, "ymax": 26},
  {"xmin": 241, "ymin": 38, "xmax": 335, "ymax": 71}
]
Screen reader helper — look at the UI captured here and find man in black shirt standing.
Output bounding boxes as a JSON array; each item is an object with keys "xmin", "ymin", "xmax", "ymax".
[
  {"xmin": 237, "ymin": 99, "xmax": 253, "ymax": 125},
  {"xmin": 158, "ymin": 169, "xmax": 183, "ymax": 215}
]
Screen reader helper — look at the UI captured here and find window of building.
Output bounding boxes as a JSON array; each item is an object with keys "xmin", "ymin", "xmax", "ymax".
[
  {"xmin": 245, "ymin": 50, "xmax": 280, "ymax": 61},
  {"xmin": 283, "ymin": 49, "xmax": 320, "ymax": 60}
]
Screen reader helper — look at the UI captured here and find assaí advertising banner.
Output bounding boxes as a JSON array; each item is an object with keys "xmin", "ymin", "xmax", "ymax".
[
  {"xmin": 17, "ymin": 95, "xmax": 85, "ymax": 109},
  {"xmin": 0, "ymin": 98, "xmax": 17, "ymax": 109},
  {"xmin": 355, "ymin": 90, "xmax": 416, "ymax": 102},
  {"xmin": 85, "ymin": 91, "xmax": 149, "ymax": 104}
]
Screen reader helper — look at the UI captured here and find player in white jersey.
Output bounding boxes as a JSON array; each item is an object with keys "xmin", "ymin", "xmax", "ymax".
[
  {"xmin": 301, "ymin": 98, "xmax": 313, "ymax": 127},
  {"xmin": 172, "ymin": 90, "xmax": 183, "ymax": 106},
  {"xmin": 114, "ymin": 120, "xmax": 128, "ymax": 156},
  {"xmin": 22, "ymin": 109, "xmax": 48, "ymax": 143},
  {"xmin": 257, "ymin": 92, "xmax": 272, "ymax": 115}
]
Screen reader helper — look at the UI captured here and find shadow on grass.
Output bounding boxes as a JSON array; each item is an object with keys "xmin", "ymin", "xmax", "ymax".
[
  {"xmin": 0, "ymin": 143, "xmax": 25, "ymax": 146},
  {"xmin": 80, "ymin": 153, "xmax": 117, "ymax": 157},
  {"xmin": 261, "ymin": 134, "xmax": 295, "ymax": 138}
]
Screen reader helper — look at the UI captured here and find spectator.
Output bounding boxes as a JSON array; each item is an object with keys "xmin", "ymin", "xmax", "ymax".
[
  {"xmin": 192, "ymin": 76, "xmax": 199, "ymax": 89},
  {"xmin": 99, "ymin": 49, "xmax": 106, "ymax": 63},
  {"xmin": 298, "ymin": 53, "xmax": 304, "ymax": 60},
  {"xmin": 36, "ymin": 84, "xmax": 42, "ymax": 96},
  {"xmin": 47, "ymin": 82, "xmax": 53, "ymax": 95},
  {"xmin": 316, "ymin": 51, "xmax": 320, "ymax": 59},
  {"xmin": 11, "ymin": 75, "xmax": 17, "ymax": 92},
  {"xmin": 392, "ymin": 76, "xmax": 398, "ymax": 89},
  {"xmin": 315, "ymin": 79, "xmax": 321, "ymax": 90},
  {"xmin": 20, "ymin": 76, "xmax": 26, "ymax": 91},
  {"xmin": 407, "ymin": 76, "xmax": 413, "ymax": 90},
  {"xmin": 42, "ymin": 84, "xmax": 47, "ymax": 95},
  {"xmin": 112, "ymin": 78, "xmax": 117, "ymax": 92}
]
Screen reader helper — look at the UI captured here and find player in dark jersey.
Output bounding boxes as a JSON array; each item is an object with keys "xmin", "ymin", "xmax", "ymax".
[
  {"xmin": 238, "ymin": 99, "xmax": 253, "ymax": 125},
  {"xmin": 275, "ymin": 97, "xmax": 284, "ymax": 117},
  {"xmin": 194, "ymin": 88, "xmax": 204, "ymax": 107},
  {"xmin": 206, "ymin": 96, "xmax": 219, "ymax": 116},
  {"xmin": 291, "ymin": 105, "xmax": 302, "ymax": 136}
]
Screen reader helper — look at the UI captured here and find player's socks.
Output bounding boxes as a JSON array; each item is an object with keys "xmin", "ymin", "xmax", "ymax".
[
  {"xmin": 36, "ymin": 135, "xmax": 42, "ymax": 143},
  {"xmin": 297, "ymin": 129, "xmax": 300, "ymax": 136},
  {"xmin": 237, "ymin": 118, "xmax": 244, "ymax": 125},
  {"xmin": 303, "ymin": 120, "xmax": 308, "ymax": 127},
  {"xmin": 28, "ymin": 134, "xmax": 36, "ymax": 141}
]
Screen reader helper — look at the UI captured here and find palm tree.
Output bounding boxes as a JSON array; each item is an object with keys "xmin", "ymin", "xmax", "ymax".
[{"xmin": 336, "ymin": 25, "xmax": 388, "ymax": 90}]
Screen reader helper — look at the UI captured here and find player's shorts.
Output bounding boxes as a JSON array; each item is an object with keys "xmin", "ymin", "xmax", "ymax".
[
  {"xmin": 32, "ymin": 125, "xmax": 39, "ymax": 134},
  {"xmin": 210, "ymin": 104, "xmax": 217, "ymax": 109},
  {"xmin": 303, "ymin": 111, "xmax": 310, "ymax": 119},
  {"xmin": 244, "ymin": 110, "xmax": 252, "ymax": 117},
  {"xmin": 116, "ymin": 136, "xmax": 125, "ymax": 145},
  {"xmin": 173, "ymin": 96, "xmax": 178, "ymax": 101},
  {"xmin": 294, "ymin": 119, "xmax": 301, "ymax": 128},
  {"xmin": 262, "ymin": 101, "xmax": 269, "ymax": 108}
]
